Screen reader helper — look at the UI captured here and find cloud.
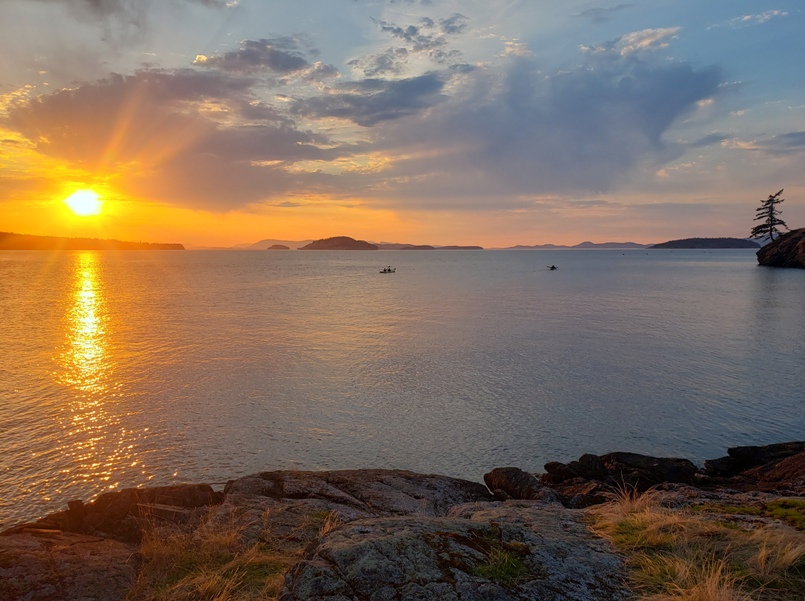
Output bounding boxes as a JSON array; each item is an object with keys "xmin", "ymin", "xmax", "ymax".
[
  {"xmin": 582, "ymin": 28, "xmax": 681, "ymax": 57},
  {"xmin": 372, "ymin": 13, "xmax": 467, "ymax": 64},
  {"xmin": 349, "ymin": 48, "xmax": 410, "ymax": 77},
  {"xmin": 2, "ymin": 21, "xmax": 725, "ymax": 215},
  {"xmin": 194, "ymin": 38, "xmax": 313, "ymax": 74},
  {"xmin": 291, "ymin": 72, "xmax": 447, "ymax": 126},
  {"xmin": 356, "ymin": 46, "xmax": 723, "ymax": 205},
  {"xmin": 710, "ymin": 10, "xmax": 789, "ymax": 29},
  {"xmin": 3, "ymin": 68, "xmax": 347, "ymax": 209},
  {"xmin": 16, "ymin": 0, "xmax": 228, "ymax": 28},
  {"xmin": 755, "ymin": 131, "xmax": 805, "ymax": 156},
  {"xmin": 576, "ymin": 4, "xmax": 632, "ymax": 24},
  {"xmin": 690, "ymin": 133, "xmax": 729, "ymax": 148}
]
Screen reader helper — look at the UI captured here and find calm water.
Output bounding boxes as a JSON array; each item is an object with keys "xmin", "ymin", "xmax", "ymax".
[{"xmin": 1, "ymin": 249, "xmax": 804, "ymax": 527}]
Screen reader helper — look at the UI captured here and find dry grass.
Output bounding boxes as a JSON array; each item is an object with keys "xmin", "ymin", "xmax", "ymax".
[
  {"xmin": 317, "ymin": 510, "xmax": 343, "ymax": 537},
  {"xmin": 126, "ymin": 512, "xmax": 298, "ymax": 601},
  {"xmin": 589, "ymin": 487, "xmax": 805, "ymax": 601}
]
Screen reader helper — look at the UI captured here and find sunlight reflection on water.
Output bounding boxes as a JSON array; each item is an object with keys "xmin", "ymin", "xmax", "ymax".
[{"xmin": 58, "ymin": 252, "xmax": 110, "ymax": 394}]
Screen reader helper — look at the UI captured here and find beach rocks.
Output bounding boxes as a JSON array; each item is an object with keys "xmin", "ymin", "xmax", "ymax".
[
  {"xmin": 484, "ymin": 453, "xmax": 698, "ymax": 508},
  {"xmin": 483, "ymin": 467, "xmax": 563, "ymax": 504},
  {"xmin": 279, "ymin": 503, "xmax": 630, "ymax": 601},
  {"xmin": 756, "ymin": 227, "xmax": 805, "ymax": 268},
  {"xmin": 702, "ymin": 442, "xmax": 805, "ymax": 494},
  {"xmin": 704, "ymin": 441, "xmax": 805, "ymax": 476}
]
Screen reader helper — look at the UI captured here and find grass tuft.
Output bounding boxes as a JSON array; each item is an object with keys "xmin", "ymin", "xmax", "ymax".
[
  {"xmin": 127, "ymin": 512, "xmax": 296, "ymax": 601},
  {"xmin": 590, "ymin": 490, "xmax": 805, "ymax": 601},
  {"xmin": 317, "ymin": 510, "xmax": 343, "ymax": 537},
  {"xmin": 472, "ymin": 547, "xmax": 531, "ymax": 585}
]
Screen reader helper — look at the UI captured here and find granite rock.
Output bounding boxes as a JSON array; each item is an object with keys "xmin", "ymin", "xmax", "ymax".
[
  {"xmin": 756, "ymin": 228, "xmax": 805, "ymax": 268},
  {"xmin": 0, "ymin": 528, "xmax": 137, "ymax": 601},
  {"xmin": 224, "ymin": 469, "xmax": 495, "ymax": 516},
  {"xmin": 279, "ymin": 503, "xmax": 630, "ymax": 601}
]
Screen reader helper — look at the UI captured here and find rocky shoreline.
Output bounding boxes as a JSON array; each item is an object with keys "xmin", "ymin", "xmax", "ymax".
[{"xmin": 2, "ymin": 441, "xmax": 804, "ymax": 601}]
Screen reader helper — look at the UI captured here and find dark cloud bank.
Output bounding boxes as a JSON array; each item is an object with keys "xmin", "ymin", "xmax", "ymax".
[{"xmin": 4, "ymin": 22, "xmax": 738, "ymax": 211}]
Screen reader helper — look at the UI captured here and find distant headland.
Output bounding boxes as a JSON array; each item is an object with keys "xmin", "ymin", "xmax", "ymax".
[
  {"xmin": 0, "ymin": 232, "xmax": 184, "ymax": 251},
  {"xmin": 649, "ymin": 237, "xmax": 760, "ymax": 249}
]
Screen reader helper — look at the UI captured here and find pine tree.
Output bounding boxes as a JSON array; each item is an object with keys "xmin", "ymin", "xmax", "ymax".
[{"xmin": 751, "ymin": 189, "xmax": 788, "ymax": 242}]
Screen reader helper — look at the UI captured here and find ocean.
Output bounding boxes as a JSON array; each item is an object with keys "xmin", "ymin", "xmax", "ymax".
[{"xmin": 1, "ymin": 249, "xmax": 803, "ymax": 528}]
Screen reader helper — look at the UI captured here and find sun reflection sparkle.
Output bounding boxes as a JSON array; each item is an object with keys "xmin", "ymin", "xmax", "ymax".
[
  {"xmin": 50, "ymin": 252, "xmax": 141, "ymax": 494},
  {"xmin": 59, "ymin": 252, "xmax": 110, "ymax": 393}
]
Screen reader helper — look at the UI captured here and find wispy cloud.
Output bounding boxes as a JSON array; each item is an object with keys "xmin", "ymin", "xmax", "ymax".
[
  {"xmin": 709, "ymin": 10, "xmax": 788, "ymax": 29},
  {"xmin": 576, "ymin": 4, "xmax": 632, "ymax": 24},
  {"xmin": 581, "ymin": 28, "xmax": 681, "ymax": 57},
  {"xmin": 757, "ymin": 131, "xmax": 805, "ymax": 156},
  {"xmin": 194, "ymin": 38, "xmax": 312, "ymax": 74},
  {"xmin": 291, "ymin": 72, "xmax": 447, "ymax": 126}
]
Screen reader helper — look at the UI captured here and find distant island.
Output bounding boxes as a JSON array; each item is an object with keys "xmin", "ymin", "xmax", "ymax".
[
  {"xmin": 240, "ymin": 238, "xmax": 313, "ymax": 250},
  {"xmin": 266, "ymin": 244, "xmax": 290, "ymax": 250},
  {"xmin": 298, "ymin": 236, "xmax": 378, "ymax": 250},
  {"xmin": 0, "ymin": 232, "xmax": 184, "ymax": 251},
  {"xmin": 436, "ymin": 245, "xmax": 483, "ymax": 250},
  {"xmin": 649, "ymin": 238, "xmax": 760, "ymax": 249},
  {"xmin": 376, "ymin": 243, "xmax": 436, "ymax": 250},
  {"xmin": 507, "ymin": 241, "xmax": 646, "ymax": 250}
]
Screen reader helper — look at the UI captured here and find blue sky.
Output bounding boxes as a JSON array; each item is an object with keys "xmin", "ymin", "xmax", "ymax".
[{"xmin": 0, "ymin": 0, "xmax": 803, "ymax": 246}]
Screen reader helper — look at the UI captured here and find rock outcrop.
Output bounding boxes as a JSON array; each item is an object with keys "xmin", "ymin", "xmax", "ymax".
[
  {"xmin": 0, "ymin": 529, "xmax": 137, "ymax": 601},
  {"xmin": 224, "ymin": 469, "xmax": 494, "ymax": 516},
  {"xmin": 280, "ymin": 504, "xmax": 630, "ymax": 601},
  {"xmin": 486, "ymin": 452, "xmax": 697, "ymax": 508},
  {"xmin": 702, "ymin": 441, "xmax": 805, "ymax": 494},
  {"xmin": 4, "ymin": 484, "xmax": 223, "ymax": 543},
  {"xmin": 756, "ymin": 227, "xmax": 805, "ymax": 268},
  {"xmin": 486, "ymin": 442, "xmax": 805, "ymax": 509}
]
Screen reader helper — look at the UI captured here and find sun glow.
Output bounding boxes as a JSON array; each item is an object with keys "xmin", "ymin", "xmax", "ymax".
[{"xmin": 64, "ymin": 190, "xmax": 103, "ymax": 216}]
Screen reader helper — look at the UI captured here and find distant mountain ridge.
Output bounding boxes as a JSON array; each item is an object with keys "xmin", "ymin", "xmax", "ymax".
[
  {"xmin": 0, "ymin": 232, "xmax": 184, "ymax": 251},
  {"xmin": 240, "ymin": 237, "xmax": 650, "ymax": 251},
  {"xmin": 506, "ymin": 241, "xmax": 647, "ymax": 250}
]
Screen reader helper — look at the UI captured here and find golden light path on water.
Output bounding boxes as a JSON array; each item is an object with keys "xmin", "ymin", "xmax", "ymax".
[{"xmin": 50, "ymin": 252, "xmax": 141, "ymax": 498}]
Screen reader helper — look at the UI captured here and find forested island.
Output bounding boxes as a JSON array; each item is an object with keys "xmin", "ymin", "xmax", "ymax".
[
  {"xmin": 649, "ymin": 237, "xmax": 759, "ymax": 249},
  {"xmin": 0, "ymin": 232, "xmax": 184, "ymax": 250},
  {"xmin": 298, "ymin": 236, "xmax": 378, "ymax": 250}
]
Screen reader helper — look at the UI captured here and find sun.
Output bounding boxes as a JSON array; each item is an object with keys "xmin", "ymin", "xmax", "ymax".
[{"xmin": 63, "ymin": 190, "xmax": 103, "ymax": 216}]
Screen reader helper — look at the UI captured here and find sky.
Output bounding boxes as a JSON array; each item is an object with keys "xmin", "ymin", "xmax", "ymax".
[{"xmin": 0, "ymin": 0, "xmax": 803, "ymax": 247}]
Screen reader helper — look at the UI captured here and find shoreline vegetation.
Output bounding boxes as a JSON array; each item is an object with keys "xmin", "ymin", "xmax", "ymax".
[
  {"xmin": 0, "ymin": 231, "xmax": 185, "ymax": 251},
  {"xmin": 2, "ymin": 441, "xmax": 804, "ymax": 600}
]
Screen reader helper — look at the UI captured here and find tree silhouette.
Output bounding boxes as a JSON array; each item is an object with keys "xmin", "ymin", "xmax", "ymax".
[{"xmin": 751, "ymin": 189, "xmax": 788, "ymax": 242}]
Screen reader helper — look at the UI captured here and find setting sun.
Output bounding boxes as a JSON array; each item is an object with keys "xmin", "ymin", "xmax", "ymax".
[{"xmin": 63, "ymin": 190, "xmax": 103, "ymax": 216}]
